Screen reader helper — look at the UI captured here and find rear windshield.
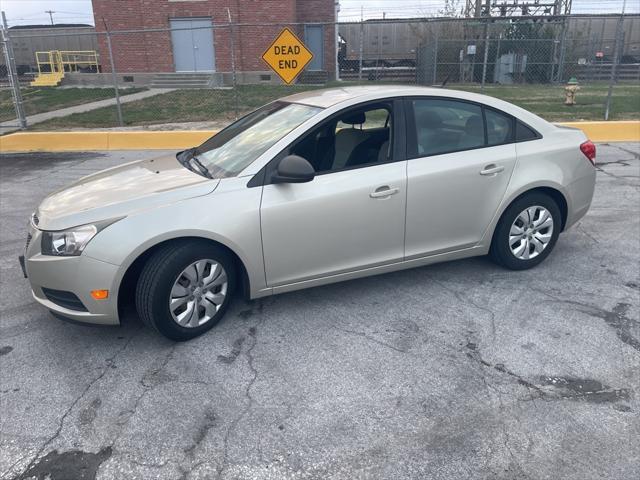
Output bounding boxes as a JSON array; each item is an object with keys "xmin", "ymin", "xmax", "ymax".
[{"xmin": 195, "ymin": 101, "xmax": 322, "ymax": 177}]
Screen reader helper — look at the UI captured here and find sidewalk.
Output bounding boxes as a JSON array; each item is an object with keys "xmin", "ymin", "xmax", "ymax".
[{"xmin": 0, "ymin": 88, "xmax": 174, "ymax": 132}]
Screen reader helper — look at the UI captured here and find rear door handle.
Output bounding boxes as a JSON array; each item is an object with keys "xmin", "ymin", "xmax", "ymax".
[
  {"xmin": 370, "ymin": 186, "xmax": 399, "ymax": 198},
  {"xmin": 480, "ymin": 164, "xmax": 505, "ymax": 176}
]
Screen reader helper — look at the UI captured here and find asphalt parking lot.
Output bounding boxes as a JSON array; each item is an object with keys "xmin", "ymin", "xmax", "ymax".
[{"xmin": 1, "ymin": 144, "xmax": 639, "ymax": 480}]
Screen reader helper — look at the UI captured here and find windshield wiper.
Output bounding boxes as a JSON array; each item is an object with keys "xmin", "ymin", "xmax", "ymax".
[
  {"xmin": 176, "ymin": 148, "xmax": 212, "ymax": 179},
  {"xmin": 188, "ymin": 156, "xmax": 213, "ymax": 179},
  {"xmin": 176, "ymin": 148, "xmax": 195, "ymax": 168}
]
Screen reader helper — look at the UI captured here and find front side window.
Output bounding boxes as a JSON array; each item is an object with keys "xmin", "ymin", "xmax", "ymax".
[
  {"xmin": 194, "ymin": 102, "xmax": 322, "ymax": 177},
  {"xmin": 410, "ymin": 99, "xmax": 484, "ymax": 157},
  {"xmin": 287, "ymin": 102, "xmax": 394, "ymax": 174}
]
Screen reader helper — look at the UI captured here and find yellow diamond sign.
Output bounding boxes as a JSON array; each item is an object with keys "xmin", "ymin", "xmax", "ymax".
[{"xmin": 262, "ymin": 28, "xmax": 314, "ymax": 85}]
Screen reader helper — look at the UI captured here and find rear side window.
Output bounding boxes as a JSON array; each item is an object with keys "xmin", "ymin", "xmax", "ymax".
[
  {"xmin": 516, "ymin": 121, "xmax": 539, "ymax": 142},
  {"xmin": 410, "ymin": 99, "xmax": 484, "ymax": 157},
  {"xmin": 485, "ymin": 109, "xmax": 514, "ymax": 146},
  {"xmin": 408, "ymin": 98, "xmax": 542, "ymax": 158}
]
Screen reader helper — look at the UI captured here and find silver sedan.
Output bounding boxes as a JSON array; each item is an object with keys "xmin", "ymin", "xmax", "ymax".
[{"xmin": 21, "ymin": 86, "xmax": 596, "ymax": 340}]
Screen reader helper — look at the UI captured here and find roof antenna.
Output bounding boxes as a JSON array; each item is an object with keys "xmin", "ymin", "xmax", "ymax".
[{"xmin": 441, "ymin": 75, "xmax": 450, "ymax": 88}]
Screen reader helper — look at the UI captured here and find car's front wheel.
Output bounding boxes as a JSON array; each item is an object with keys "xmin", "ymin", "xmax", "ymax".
[
  {"xmin": 136, "ymin": 240, "xmax": 236, "ymax": 341},
  {"xmin": 490, "ymin": 192, "xmax": 561, "ymax": 270}
]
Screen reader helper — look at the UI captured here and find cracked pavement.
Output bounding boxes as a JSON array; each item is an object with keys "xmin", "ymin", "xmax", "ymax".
[{"xmin": 1, "ymin": 144, "xmax": 639, "ymax": 480}]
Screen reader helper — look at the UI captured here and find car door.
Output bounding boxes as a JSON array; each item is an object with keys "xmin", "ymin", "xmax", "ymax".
[
  {"xmin": 404, "ymin": 97, "xmax": 517, "ymax": 258},
  {"xmin": 259, "ymin": 100, "xmax": 407, "ymax": 287}
]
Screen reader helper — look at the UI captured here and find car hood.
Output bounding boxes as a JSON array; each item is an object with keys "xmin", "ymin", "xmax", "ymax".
[{"xmin": 36, "ymin": 154, "xmax": 219, "ymax": 231}]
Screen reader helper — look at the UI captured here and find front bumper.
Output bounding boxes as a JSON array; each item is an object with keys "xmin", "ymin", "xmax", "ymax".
[{"xmin": 23, "ymin": 228, "xmax": 121, "ymax": 326}]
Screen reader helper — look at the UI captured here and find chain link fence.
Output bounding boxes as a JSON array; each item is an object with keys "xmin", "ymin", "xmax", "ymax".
[
  {"xmin": 1, "ymin": 14, "xmax": 638, "ymax": 132},
  {"xmin": 341, "ymin": 16, "xmax": 640, "ymax": 84}
]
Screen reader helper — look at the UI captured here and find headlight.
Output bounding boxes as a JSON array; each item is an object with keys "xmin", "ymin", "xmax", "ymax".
[
  {"xmin": 41, "ymin": 224, "xmax": 98, "ymax": 256},
  {"xmin": 40, "ymin": 218, "xmax": 123, "ymax": 256}
]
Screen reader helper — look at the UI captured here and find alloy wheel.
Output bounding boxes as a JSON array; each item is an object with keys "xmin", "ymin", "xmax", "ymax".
[
  {"xmin": 509, "ymin": 206, "xmax": 554, "ymax": 260},
  {"xmin": 169, "ymin": 259, "xmax": 228, "ymax": 328}
]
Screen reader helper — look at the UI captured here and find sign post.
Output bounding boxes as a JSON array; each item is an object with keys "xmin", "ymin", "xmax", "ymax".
[{"xmin": 262, "ymin": 28, "xmax": 314, "ymax": 84}]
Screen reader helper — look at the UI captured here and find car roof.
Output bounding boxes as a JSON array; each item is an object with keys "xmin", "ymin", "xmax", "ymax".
[
  {"xmin": 281, "ymin": 85, "xmax": 443, "ymax": 108},
  {"xmin": 282, "ymin": 85, "xmax": 552, "ymax": 133},
  {"xmin": 281, "ymin": 85, "xmax": 513, "ymax": 108}
]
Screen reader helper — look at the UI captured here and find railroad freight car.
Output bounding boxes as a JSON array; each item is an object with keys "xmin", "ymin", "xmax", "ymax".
[
  {"xmin": 339, "ymin": 21, "xmax": 422, "ymax": 70},
  {"xmin": 338, "ymin": 15, "xmax": 640, "ymax": 73},
  {"xmin": 0, "ymin": 24, "xmax": 98, "ymax": 76}
]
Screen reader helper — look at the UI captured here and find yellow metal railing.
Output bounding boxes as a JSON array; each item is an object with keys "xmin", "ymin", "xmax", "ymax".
[
  {"xmin": 32, "ymin": 50, "xmax": 99, "ymax": 86},
  {"xmin": 35, "ymin": 50, "xmax": 62, "ymax": 76},
  {"xmin": 35, "ymin": 50, "xmax": 99, "ymax": 75},
  {"xmin": 59, "ymin": 50, "xmax": 100, "ymax": 72}
]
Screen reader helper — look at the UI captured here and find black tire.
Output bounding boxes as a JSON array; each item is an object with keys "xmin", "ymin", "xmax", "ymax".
[
  {"xmin": 490, "ymin": 192, "xmax": 562, "ymax": 270},
  {"xmin": 135, "ymin": 240, "xmax": 236, "ymax": 341}
]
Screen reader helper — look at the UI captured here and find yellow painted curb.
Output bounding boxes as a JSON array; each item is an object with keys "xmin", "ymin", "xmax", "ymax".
[
  {"xmin": 1, "ymin": 121, "xmax": 638, "ymax": 153},
  {"xmin": 0, "ymin": 131, "xmax": 216, "ymax": 153},
  {"xmin": 106, "ymin": 131, "xmax": 216, "ymax": 150},
  {"xmin": 1, "ymin": 132, "xmax": 109, "ymax": 152},
  {"xmin": 559, "ymin": 121, "xmax": 640, "ymax": 143}
]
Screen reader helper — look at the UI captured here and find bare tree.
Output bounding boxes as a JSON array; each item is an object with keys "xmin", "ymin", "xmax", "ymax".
[{"xmin": 439, "ymin": 0, "xmax": 462, "ymax": 18}]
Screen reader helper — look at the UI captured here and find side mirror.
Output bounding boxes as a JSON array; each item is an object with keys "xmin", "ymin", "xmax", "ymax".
[{"xmin": 271, "ymin": 155, "xmax": 315, "ymax": 184}]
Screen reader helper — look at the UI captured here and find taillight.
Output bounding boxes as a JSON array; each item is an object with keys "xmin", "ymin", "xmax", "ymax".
[{"xmin": 580, "ymin": 140, "xmax": 596, "ymax": 165}]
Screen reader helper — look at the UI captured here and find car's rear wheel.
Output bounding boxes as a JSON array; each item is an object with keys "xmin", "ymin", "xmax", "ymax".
[
  {"xmin": 136, "ymin": 240, "xmax": 236, "ymax": 341},
  {"xmin": 490, "ymin": 192, "xmax": 561, "ymax": 270}
]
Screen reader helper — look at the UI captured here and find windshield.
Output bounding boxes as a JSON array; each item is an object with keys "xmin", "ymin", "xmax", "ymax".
[{"xmin": 191, "ymin": 101, "xmax": 322, "ymax": 178}]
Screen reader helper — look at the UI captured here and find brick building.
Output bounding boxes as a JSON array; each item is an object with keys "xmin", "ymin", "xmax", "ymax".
[{"xmin": 92, "ymin": 0, "xmax": 336, "ymax": 82}]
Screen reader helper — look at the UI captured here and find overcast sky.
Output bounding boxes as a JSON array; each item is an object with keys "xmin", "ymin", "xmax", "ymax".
[{"xmin": 0, "ymin": 0, "xmax": 635, "ymax": 26}]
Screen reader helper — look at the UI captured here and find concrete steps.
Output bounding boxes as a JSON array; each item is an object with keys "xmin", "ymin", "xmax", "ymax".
[{"xmin": 150, "ymin": 73, "xmax": 215, "ymax": 88}]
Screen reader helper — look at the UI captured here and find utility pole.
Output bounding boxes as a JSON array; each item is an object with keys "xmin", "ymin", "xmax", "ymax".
[{"xmin": 45, "ymin": 10, "xmax": 55, "ymax": 25}]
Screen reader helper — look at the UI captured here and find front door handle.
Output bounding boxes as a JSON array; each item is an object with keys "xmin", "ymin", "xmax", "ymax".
[
  {"xmin": 370, "ymin": 186, "xmax": 399, "ymax": 198},
  {"xmin": 480, "ymin": 164, "xmax": 505, "ymax": 176}
]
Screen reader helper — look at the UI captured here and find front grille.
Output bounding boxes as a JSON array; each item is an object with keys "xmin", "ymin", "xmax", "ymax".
[
  {"xmin": 25, "ymin": 232, "xmax": 32, "ymax": 251},
  {"xmin": 41, "ymin": 287, "xmax": 88, "ymax": 312}
]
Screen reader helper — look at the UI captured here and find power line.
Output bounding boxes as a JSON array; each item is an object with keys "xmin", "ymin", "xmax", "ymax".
[{"xmin": 338, "ymin": 0, "xmax": 637, "ymax": 18}]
